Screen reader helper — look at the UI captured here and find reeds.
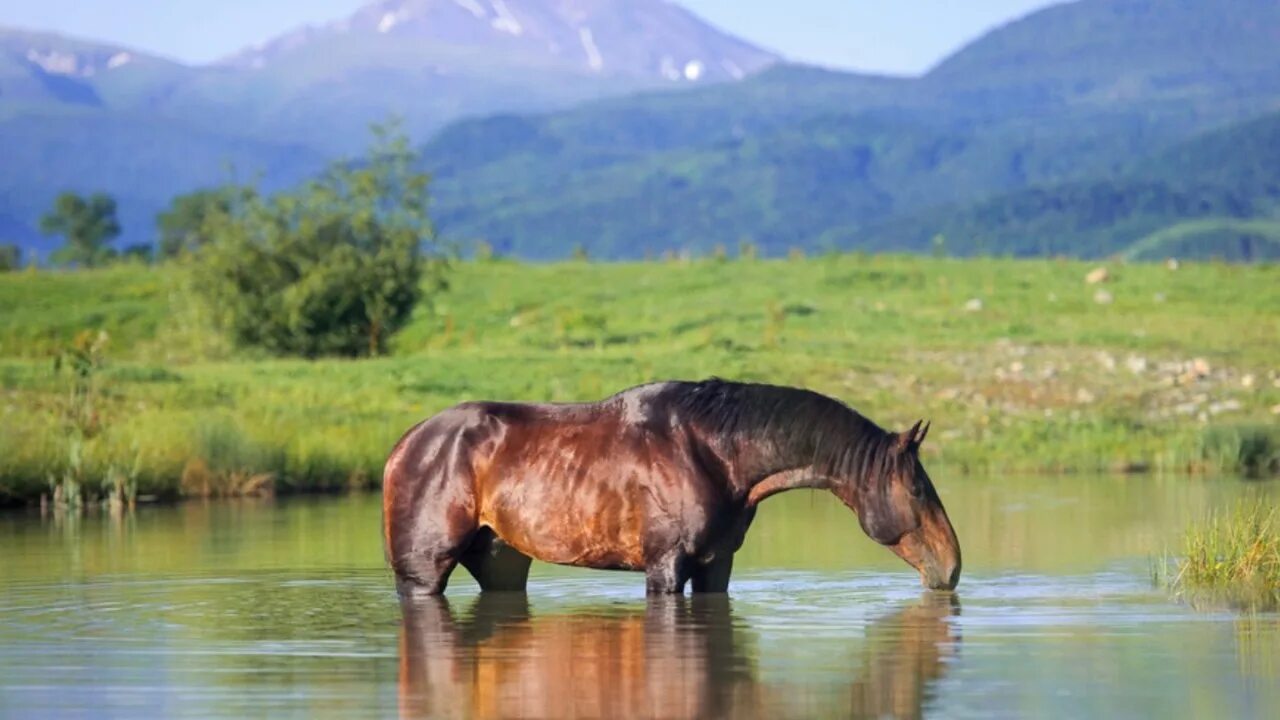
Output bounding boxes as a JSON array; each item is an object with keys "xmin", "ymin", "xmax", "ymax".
[{"xmin": 1158, "ymin": 500, "xmax": 1280, "ymax": 611}]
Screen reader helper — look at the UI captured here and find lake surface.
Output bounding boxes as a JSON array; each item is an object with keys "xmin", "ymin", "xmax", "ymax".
[{"xmin": 1, "ymin": 475, "xmax": 1278, "ymax": 718}]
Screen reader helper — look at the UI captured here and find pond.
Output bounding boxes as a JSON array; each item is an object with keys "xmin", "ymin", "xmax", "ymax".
[{"xmin": 1, "ymin": 475, "xmax": 1277, "ymax": 718}]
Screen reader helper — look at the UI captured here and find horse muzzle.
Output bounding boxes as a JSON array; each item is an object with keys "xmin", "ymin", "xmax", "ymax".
[{"xmin": 890, "ymin": 509, "xmax": 962, "ymax": 591}]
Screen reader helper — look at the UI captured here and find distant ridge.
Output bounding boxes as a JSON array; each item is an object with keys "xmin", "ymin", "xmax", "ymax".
[
  {"xmin": 0, "ymin": 1, "xmax": 777, "ymax": 252},
  {"xmin": 2, "ymin": 0, "xmax": 1280, "ymax": 261}
]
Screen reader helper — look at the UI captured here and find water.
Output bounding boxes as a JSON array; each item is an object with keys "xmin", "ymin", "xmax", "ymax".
[{"xmin": 1, "ymin": 476, "xmax": 1277, "ymax": 718}]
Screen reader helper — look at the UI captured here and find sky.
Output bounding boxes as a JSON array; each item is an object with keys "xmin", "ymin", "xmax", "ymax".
[{"xmin": 0, "ymin": 0, "xmax": 1062, "ymax": 75}]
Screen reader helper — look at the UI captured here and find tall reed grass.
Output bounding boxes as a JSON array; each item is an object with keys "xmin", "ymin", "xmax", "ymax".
[{"xmin": 1157, "ymin": 500, "xmax": 1280, "ymax": 611}]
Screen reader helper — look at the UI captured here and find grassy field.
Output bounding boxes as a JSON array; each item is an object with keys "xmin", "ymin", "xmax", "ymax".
[{"xmin": 1, "ymin": 255, "xmax": 1277, "ymax": 505}]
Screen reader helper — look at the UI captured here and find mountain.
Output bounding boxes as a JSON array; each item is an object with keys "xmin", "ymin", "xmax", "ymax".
[
  {"xmin": 929, "ymin": 0, "xmax": 1280, "ymax": 112},
  {"xmin": 0, "ymin": 28, "xmax": 329, "ymax": 253},
  {"xmin": 0, "ymin": 27, "xmax": 192, "ymax": 110},
  {"xmin": 852, "ymin": 110, "xmax": 1280, "ymax": 260},
  {"xmin": 182, "ymin": 0, "xmax": 778, "ymax": 153},
  {"xmin": 0, "ymin": 0, "xmax": 777, "ymax": 253},
  {"xmin": 417, "ymin": 0, "xmax": 1280, "ymax": 259},
  {"xmin": 222, "ymin": 0, "xmax": 774, "ymax": 83},
  {"xmin": 3, "ymin": 0, "xmax": 1279, "ymax": 261}
]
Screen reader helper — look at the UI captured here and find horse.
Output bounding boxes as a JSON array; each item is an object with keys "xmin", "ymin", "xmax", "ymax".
[{"xmin": 383, "ymin": 378, "xmax": 961, "ymax": 596}]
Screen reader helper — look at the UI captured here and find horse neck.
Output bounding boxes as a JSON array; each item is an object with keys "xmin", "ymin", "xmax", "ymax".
[
  {"xmin": 734, "ymin": 415, "xmax": 884, "ymax": 507},
  {"xmin": 744, "ymin": 466, "xmax": 832, "ymax": 506},
  {"xmin": 735, "ymin": 432, "xmax": 838, "ymax": 507}
]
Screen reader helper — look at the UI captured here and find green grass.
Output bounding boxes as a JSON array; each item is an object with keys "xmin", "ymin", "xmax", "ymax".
[
  {"xmin": 1158, "ymin": 501, "xmax": 1280, "ymax": 611},
  {"xmin": 1, "ymin": 255, "xmax": 1277, "ymax": 505}
]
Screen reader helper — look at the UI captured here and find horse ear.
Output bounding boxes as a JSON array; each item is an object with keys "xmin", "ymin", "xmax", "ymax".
[
  {"xmin": 917, "ymin": 420, "xmax": 931, "ymax": 446},
  {"xmin": 896, "ymin": 420, "xmax": 924, "ymax": 454}
]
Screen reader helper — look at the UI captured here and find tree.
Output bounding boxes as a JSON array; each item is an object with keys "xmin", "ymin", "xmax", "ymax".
[
  {"xmin": 121, "ymin": 244, "xmax": 155, "ymax": 263},
  {"xmin": 157, "ymin": 187, "xmax": 254, "ymax": 259},
  {"xmin": 195, "ymin": 123, "xmax": 446, "ymax": 357},
  {"xmin": 0, "ymin": 243, "xmax": 21, "ymax": 272},
  {"xmin": 40, "ymin": 192, "xmax": 121, "ymax": 268}
]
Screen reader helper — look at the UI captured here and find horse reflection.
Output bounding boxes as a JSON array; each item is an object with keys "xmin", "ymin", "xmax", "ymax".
[
  {"xmin": 849, "ymin": 593, "xmax": 960, "ymax": 719},
  {"xmin": 398, "ymin": 593, "xmax": 959, "ymax": 720}
]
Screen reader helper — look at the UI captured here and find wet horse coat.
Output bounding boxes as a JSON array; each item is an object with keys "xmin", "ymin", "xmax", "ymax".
[{"xmin": 383, "ymin": 379, "xmax": 961, "ymax": 595}]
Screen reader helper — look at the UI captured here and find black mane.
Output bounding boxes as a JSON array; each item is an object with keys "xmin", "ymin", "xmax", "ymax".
[{"xmin": 664, "ymin": 378, "xmax": 896, "ymax": 484}]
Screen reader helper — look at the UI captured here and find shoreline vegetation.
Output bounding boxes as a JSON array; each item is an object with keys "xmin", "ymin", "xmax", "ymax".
[
  {"xmin": 1157, "ymin": 500, "xmax": 1280, "ymax": 612},
  {"xmin": 1, "ymin": 255, "xmax": 1278, "ymax": 508}
]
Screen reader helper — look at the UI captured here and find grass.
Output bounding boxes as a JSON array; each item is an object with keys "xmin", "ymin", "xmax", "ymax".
[
  {"xmin": 1158, "ymin": 501, "xmax": 1280, "ymax": 611},
  {"xmin": 0, "ymin": 255, "xmax": 1277, "ymax": 505}
]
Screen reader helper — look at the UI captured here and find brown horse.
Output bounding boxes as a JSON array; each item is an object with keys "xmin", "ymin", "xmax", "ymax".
[{"xmin": 383, "ymin": 379, "xmax": 961, "ymax": 596}]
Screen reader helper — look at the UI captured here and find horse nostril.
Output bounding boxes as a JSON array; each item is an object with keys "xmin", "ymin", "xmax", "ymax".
[{"xmin": 922, "ymin": 555, "xmax": 960, "ymax": 591}]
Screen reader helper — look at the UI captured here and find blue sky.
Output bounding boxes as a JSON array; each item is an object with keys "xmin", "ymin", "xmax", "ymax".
[{"xmin": 0, "ymin": 0, "xmax": 1060, "ymax": 75}]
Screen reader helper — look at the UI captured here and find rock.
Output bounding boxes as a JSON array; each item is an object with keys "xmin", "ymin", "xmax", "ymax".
[
  {"xmin": 964, "ymin": 298, "xmax": 983, "ymax": 312},
  {"xmin": 1191, "ymin": 358, "xmax": 1211, "ymax": 378},
  {"xmin": 935, "ymin": 388, "xmax": 961, "ymax": 401},
  {"xmin": 1174, "ymin": 401, "xmax": 1200, "ymax": 416},
  {"xmin": 1009, "ymin": 361, "xmax": 1025, "ymax": 374},
  {"xmin": 1085, "ymin": 267, "xmax": 1110, "ymax": 284},
  {"xmin": 1093, "ymin": 289, "xmax": 1113, "ymax": 305},
  {"xmin": 1208, "ymin": 400, "xmax": 1243, "ymax": 416},
  {"xmin": 1166, "ymin": 258, "xmax": 1180, "ymax": 271},
  {"xmin": 1076, "ymin": 388, "xmax": 1096, "ymax": 404},
  {"xmin": 1272, "ymin": 404, "xmax": 1280, "ymax": 415},
  {"xmin": 1241, "ymin": 374, "xmax": 1256, "ymax": 389},
  {"xmin": 1125, "ymin": 355, "xmax": 1149, "ymax": 375},
  {"xmin": 1095, "ymin": 352, "xmax": 1117, "ymax": 372}
]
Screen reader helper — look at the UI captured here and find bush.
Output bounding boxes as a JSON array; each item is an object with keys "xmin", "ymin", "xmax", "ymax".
[
  {"xmin": 194, "ymin": 123, "xmax": 449, "ymax": 357},
  {"xmin": 41, "ymin": 192, "xmax": 121, "ymax": 268},
  {"xmin": 1199, "ymin": 424, "xmax": 1280, "ymax": 478},
  {"xmin": 0, "ymin": 243, "xmax": 21, "ymax": 272}
]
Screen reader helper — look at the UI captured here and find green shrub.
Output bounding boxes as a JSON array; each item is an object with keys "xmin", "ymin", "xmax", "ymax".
[
  {"xmin": 194, "ymin": 123, "xmax": 448, "ymax": 357},
  {"xmin": 1199, "ymin": 425, "xmax": 1280, "ymax": 477}
]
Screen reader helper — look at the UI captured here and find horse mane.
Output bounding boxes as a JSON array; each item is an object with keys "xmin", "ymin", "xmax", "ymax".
[{"xmin": 665, "ymin": 378, "xmax": 897, "ymax": 485}]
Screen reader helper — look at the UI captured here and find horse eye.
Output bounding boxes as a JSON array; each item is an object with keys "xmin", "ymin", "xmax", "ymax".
[{"xmin": 908, "ymin": 481, "xmax": 924, "ymax": 498}]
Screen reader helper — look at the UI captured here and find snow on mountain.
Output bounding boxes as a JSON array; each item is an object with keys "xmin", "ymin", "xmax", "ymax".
[{"xmin": 220, "ymin": 0, "xmax": 777, "ymax": 83}]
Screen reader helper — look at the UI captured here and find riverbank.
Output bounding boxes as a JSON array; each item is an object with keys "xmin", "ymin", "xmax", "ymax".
[{"xmin": 2, "ymin": 256, "xmax": 1277, "ymax": 505}]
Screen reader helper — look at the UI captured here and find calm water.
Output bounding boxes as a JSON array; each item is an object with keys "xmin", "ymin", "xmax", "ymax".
[{"xmin": 1, "ymin": 476, "xmax": 1278, "ymax": 719}]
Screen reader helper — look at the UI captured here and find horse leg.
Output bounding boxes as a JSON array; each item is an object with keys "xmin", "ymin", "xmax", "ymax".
[
  {"xmin": 395, "ymin": 551, "xmax": 464, "ymax": 598},
  {"xmin": 645, "ymin": 551, "xmax": 692, "ymax": 595},
  {"xmin": 460, "ymin": 528, "xmax": 533, "ymax": 592},
  {"xmin": 390, "ymin": 511, "xmax": 477, "ymax": 597},
  {"xmin": 690, "ymin": 553, "xmax": 734, "ymax": 594}
]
